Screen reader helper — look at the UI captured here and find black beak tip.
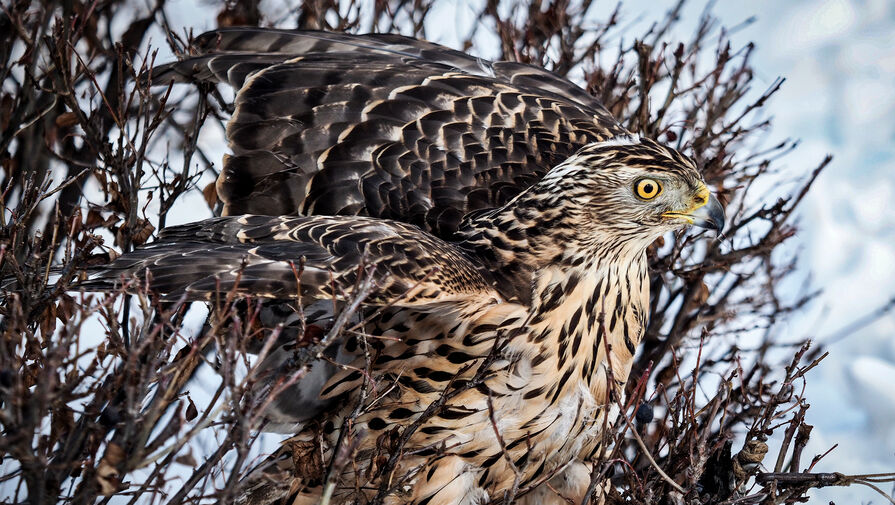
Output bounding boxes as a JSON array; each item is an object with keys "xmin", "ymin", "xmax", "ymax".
[
  {"xmin": 690, "ymin": 194, "xmax": 726, "ymax": 233},
  {"xmin": 708, "ymin": 205, "xmax": 725, "ymax": 233}
]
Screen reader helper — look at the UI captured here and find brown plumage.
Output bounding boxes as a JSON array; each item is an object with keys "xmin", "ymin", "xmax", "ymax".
[
  {"xmin": 86, "ymin": 28, "xmax": 726, "ymax": 505},
  {"xmin": 149, "ymin": 28, "xmax": 627, "ymax": 237}
]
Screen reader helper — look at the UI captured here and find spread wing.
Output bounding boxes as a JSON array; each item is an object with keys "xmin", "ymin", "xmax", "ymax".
[
  {"xmin": 150, "ymin": 28, "xmax": 628, "ymax": 239},
  {"xmin": 81, "ymin": 215, "xmax": 499, "ymax": 305}
]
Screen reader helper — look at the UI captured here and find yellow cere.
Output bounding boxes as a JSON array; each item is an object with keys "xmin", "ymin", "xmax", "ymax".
[
  {"xmin": 661, "ymin": 182, "xmax": 710, "ymax": 224},
  {"xmin": 692, "ymin": 184, "xmax": 710, "ymax": 210}
]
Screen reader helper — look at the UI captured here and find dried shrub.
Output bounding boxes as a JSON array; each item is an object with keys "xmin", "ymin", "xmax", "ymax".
[{"xmin": 1, "ymin": 1, "xmax": 891, "ymax": 504}]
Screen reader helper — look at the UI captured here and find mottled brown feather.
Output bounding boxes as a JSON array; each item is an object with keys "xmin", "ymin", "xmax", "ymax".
[
  {"xmin": 148, "ymin": 28, "xmax": 628, "ymax": 238},
  {"xmin": 83, "ymin": 214, "xmax": 498, "ymax": 306}
]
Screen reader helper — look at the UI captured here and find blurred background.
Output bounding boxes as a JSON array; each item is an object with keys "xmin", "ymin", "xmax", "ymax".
[{"xmin": 694, "ymin": 2, "xmax": 895, "ymax": 502}]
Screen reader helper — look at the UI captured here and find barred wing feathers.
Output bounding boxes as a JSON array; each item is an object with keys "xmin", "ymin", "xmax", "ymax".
[
  {"xmin": 83, "ymin": 215, "xmax": 499, "ymax": 305},
  {"xmin": 152, "ymin": 28, "xmax": 606, "ymax": 109},
  {"xmin": 150, "ymin": 28, "xmax": 628, "ymax": 238}
]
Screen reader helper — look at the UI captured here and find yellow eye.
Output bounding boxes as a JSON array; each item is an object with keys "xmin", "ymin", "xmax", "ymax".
[{"xmin": 635, "ymin": 178, "xmax": 662, "ymax": 200}]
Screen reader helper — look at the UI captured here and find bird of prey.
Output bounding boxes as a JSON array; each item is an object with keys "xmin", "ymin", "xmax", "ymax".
[{"xmin": 85, "ymin": 28, "xmax": 724, "ymax": 505}]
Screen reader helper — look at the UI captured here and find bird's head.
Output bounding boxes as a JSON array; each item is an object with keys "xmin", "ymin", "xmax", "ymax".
[{"xmin": 532, "ymin": 135, "xmax": 725, "ymax": 250}]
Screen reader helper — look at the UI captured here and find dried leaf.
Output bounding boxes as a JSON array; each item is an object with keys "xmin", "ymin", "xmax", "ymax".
[
  {"xmin": 96, "ymin": 443, "xmax": 127, "ymax": 495},
  {"xmin": 130, "ymin": 218, "xmax": 155, "ymax": 246},
  {"xmin": 202, "ymin": 182, "xmax": 218, "ymax": 209},
  {"xmin": 693, "ymin": 280, "xmax": 710, "ymax": 306},
  {"xmin": 96, "ymin": 341, "xmax": 107, "ymax": 361},
  {"xmin": 648, "ymin": 235, "xmax": 666, "ymax": 255},
  {"xmin": 57, "ymin": 294, "xmax": 76, "ymax": 323},
  {"xmin": 0, "ymin": 94, "xmax": 12, "ymax": 131},
  {"xmin": 55, "ymin": 111, "xmax": 79, "ymax": 127},
  {"xmin": 185, "ymin": 397, "xmax": 198, "ymax": 421},
  {"xmin": 174, "ymin": 451, "xmax": 197, "ymax": 467},
  {"xmin": 85, "ymin": 209, "xmax": 104, "ymax": 228},
  {"xmin": 217, "ymin": 1, "xmax": 260, "ymax": 27},
  {"xmin": 40, "ymin": 304, "xmax": 57, "ymax": 339},
  {"xmin": 50, "ymin": 406, "xmax": 75, "ymax": 447}
]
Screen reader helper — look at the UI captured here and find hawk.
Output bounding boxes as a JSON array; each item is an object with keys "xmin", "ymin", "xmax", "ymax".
[{"xmin": 86, "ymin": 28, "xmax": 724, "ymax": 505}]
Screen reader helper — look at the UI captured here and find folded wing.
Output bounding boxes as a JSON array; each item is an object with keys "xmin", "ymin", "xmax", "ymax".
[{"xmin": 82, "ymin": 214, "xmax": 499, "ymax": 305}]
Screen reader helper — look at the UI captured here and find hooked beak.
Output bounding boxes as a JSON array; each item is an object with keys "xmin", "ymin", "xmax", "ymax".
[
  {"xmin": 663, "ymin": 186, "xmax": 726, "ymax": 233},
  {"xmin": 689, "ymin": 194, "xmax": 725, "ymax": 232}
]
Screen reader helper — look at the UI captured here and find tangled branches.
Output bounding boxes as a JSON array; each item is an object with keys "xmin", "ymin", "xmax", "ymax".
[{"xmin": 1, "ymin": 1, "xmax": 887, "ymax": 504}]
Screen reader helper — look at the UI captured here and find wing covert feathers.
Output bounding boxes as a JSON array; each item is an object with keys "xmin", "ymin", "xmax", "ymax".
[
  {"xmin": 82, "ymin": 215, "xmax": 499, "ymax": 305},
  {"xmin": 148, "ymin": 28, "xmax": 628, "ymax": 238}
]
